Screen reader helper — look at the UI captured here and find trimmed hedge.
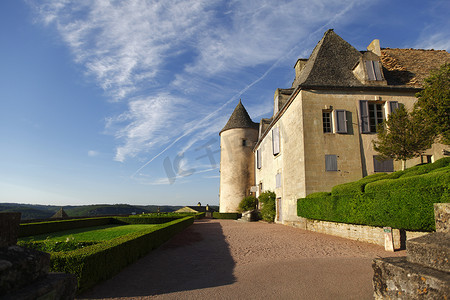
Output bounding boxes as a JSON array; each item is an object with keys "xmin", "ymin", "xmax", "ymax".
[
  {"xmin": 19, "ymin": 217, "xmax": 112, "ymax": 237},
  {"xmin": 212, "ymin": 212, "xmax": 241, "ymax": 219},
  {"xmin": 49, "ymin": 216, "xmax": 194, "ymax": 292},
  {"xmin": 298, "ymin": 158, "xmax": 450, "ymax": 231}
]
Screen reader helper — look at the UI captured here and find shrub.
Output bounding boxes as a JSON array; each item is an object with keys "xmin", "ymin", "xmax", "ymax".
[
  {"xmin": 212, "ymin": 212, "xmax": 241, "ymax": 219},
  {"xmin": 298, "ymin": 161, "xmax": 450, "ymax": 231},
  {"xmin": 259, "ymin": 191, "xmax": 276, "ymax": 222},
  {"xmin": 48, "ymin": 216, "xmax": 194, "ymax": 292},
  {"xmin": 238, "ymin": 196, "xmax": 258, "ymax": 212},
  {"xmin": 19, "ymin": 217, "xmax": 112, "ymax": 237}
]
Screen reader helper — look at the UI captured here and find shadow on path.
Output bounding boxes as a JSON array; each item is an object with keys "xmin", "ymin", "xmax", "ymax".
[{"xmin": 78, "ymin": 219, "xmax": 235, "ymax": 299}]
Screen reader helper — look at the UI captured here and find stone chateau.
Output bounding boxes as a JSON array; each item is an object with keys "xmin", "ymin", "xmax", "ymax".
[{"xmin": 219, "ymin": 29, "xmax": 450, "ymax": 223}]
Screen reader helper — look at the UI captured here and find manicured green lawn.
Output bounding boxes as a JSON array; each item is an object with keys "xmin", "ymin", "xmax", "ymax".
[{"xmin": 19, "ymin": 224, "xmax": 157, "ymax": 242}]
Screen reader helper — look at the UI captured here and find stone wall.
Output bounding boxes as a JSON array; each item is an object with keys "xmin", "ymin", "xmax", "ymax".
[{"xmin": 285, "ymin": 217, "xmax": 428, "ymax": 250}]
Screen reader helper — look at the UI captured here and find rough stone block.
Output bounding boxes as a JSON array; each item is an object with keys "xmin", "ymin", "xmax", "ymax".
[
  {"xmin": 434, "ymin": 203, "xmax": 450, "ymax": 233},
  {"xmin": 407, "ymin": 232, "xmax": 450, "ymax": 273},
  {"xmin": 2, "ymin": 272, "xmax": 77, "ymax": 300},
  {"xmin": 0, "ymin": 246, "xmax": 50, "ymax": 294},
  {"xmin": 0, "ymin": 212, "xmax": 21, "ymax": 247},
  {"xmin": 372, "ymin": 257, "xmax": 450, "ymax": 299}
]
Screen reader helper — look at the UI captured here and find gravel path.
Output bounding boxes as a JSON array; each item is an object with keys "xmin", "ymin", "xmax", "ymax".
[{"xmin": 78, "ymin": 219, "xmax": 404, "ymax": 300}]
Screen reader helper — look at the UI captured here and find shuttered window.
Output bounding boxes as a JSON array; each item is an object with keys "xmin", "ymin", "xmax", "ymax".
[
  {"xmin": 322, "ymin": 110, "xmax": 332, "ymax": 133},
  {"xmin": 373, "ymin": 156, "xmax": 394, "ymax": 172},
  {"xmin": 389, "ymin": 101, "xmax": 399, "ymax": 115},
  {"xmin": 257, "ymin": 149, "xmax": 262, "ymax": 169},
  {"xmin": 272, "ymin": 127, "xmax": 280, "ymax": 155},
  {"xmin": 365, "ymin": 60, "xmax": 383, "ymax": 81},
  {"xmin": 275, "ymin": 173, "xmax": 281, "ymax": 188},
  {"xmin": 359, "ymin": 100, "xmax": 370, "ymax": 133},
  {"xmin": 325, "ymin": 155, "xmax": 338, "ymax": 172},
  {"xmin": 334, "ymin": 110, "xmax": 348, "ymax": 133}
]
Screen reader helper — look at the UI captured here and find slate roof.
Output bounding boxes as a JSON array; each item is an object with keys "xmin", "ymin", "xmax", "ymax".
[
  {"xmin": 220, "ymin": 100, "xmax": 259, "ymax": 134},
  {"xmin": 381, "ymin": 48, "xmax": 450, "ymax": 87},
  {"xmin": 51, "ymin": 208, "xmax": 69, "ymax": 219},
  {"xmin": 294, "ymin": 29, "xmax": 363, "ymax": 87}
]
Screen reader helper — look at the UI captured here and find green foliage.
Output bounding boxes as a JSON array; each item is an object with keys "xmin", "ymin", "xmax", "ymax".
[
  {"xmin": 238, "ymin": 196, "xmax": 258, "ymax": 212},
  {"xmin": 298, "ymin": 158, "xmax": 450, "ymax": 231},
  {"xmin": 35, "ymin": 216, "xmax": 194, "ymax": 293},
  {"xmin": 373, "ymin": 105, "xmax": 434, "ymax": 168},
  {"xmin": 212, "ymin": 212, "xmax": 241, "ymax": 219},
  {"xmin": 18, "ymin": 239, "xmax": 97, "ymax": 252},
  {"xmin": 19, "ymin": 217, "xmax": 112, "ymax": 237},
  {"xmin": 258, "ymin": 191, "xmax": 276, "ymax": 222},
  {"xmin": 414, "ymin": 63, "xmax": 450, "ymax": 145}
]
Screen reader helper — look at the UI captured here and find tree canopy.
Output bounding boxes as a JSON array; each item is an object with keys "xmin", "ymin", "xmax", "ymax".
[
  {"xmin": 414, "ymin": 63, "xmax": 450, "ymax": 145},
  {"xmin": 373, "ymin": 105, "xmax": 433, "ymax": 170}
]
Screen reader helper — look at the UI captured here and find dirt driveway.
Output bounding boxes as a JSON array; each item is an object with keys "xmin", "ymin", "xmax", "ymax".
[{"xmin": 78, "ymin": 219, "xmax": 404, "ymax": 300}]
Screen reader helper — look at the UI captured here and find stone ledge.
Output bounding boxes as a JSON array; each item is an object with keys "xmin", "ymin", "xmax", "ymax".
[
  {"xmin": 407, "ymin": 232, "xmax": 450, "ymax": 273},
  {"xmin": 434, "ymin": 203, "xmax": 450, "ymax": 233},
  {"xmin": 373, "ymin": 256, "xmax": 450, "ymax": 299},
  {"xmin": 2, "ymin": 272, "xmax": 77, "ymax": 300},
  {"xmin": 0, "ymin": 246, "xmax": 50, "ymax": 294}
]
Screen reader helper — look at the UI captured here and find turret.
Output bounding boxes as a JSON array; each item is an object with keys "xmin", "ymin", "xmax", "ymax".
[{"xmin": 219, "ymin": 100, "xmax": 259, "ymax": 213}]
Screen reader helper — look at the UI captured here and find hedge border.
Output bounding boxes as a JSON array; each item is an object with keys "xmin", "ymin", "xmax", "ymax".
[{"xmin": 212, "ymin": 212, "xmax": 241, "ymax": 219}]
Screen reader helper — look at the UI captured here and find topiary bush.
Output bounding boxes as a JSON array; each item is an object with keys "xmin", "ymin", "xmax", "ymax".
[
  {"xmin": 238, "ymin": 196, "xmax": 258, "ymax": 212},
  {"xmin": 259, "ymin": 191, "xmax": 276, "ymax": 222},
  {"xmin": 297, "ymin": 158, "xmax": 450, "ymax": 231}
]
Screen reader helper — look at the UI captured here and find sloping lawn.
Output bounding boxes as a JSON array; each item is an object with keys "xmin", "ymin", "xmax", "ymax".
[{"xmin": 19, "ymin": 224, "xmax": 157, "ymax": 242}]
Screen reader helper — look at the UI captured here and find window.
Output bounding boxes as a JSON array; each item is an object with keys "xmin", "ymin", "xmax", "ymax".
[
  {"xmin": 389, "ymin": 101, "xmax": 399, "ymax": 115},
  {"xmin": 325, "ymin": 155, "xmax": 338, "ymax": 172},
  {"xmin": 365, "ymin": 60, "xmax": 383, "ymax": 81},
  {"xmin": 322, "ymin": 110, "xmax": 332, "ymax": 133},
  {"xmin": 242, "ymin": 139, "xmax": 247, "ymax": 147},
  {"xmin": 334, "ymin": 110, "xmax": 348, "ymax": 133},
  {"xmin": 257, "ymin": 149, "xmax": 262, "ymax": 169},
  {"xmin": 272, "ymin": 127, "xmax": 280, "ymax": 155},
  {"xmin": 421, "ymin": 155, "xmax": 432, "ymax": 164},
  {"xmin": 275, "ymin": 173, "xmax": 281, "ymax": 188},
  {"xmin": 360, "ymin": 100, "xmax": 384, "ymax": 133},
  {"xmin": 373, "ymin": 156, "xmax": 394, "ymax": 172}
]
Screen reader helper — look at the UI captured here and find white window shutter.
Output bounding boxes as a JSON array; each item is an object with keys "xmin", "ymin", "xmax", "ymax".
[
  {"xmin": 275, "ymin": 173, "xmax": 281, "ymax": 188},
  {"xmin": 365, "ymin": 61, "xmax": 376, "ymax": 80},
  {"xmin": 272, "ymin": 127, "xmax": 280, "ymax": 155},
  {"xmin": 334, "ymin": 110, "xmax": 348, "ymax": 133},
  {"xmin": 257, "ymin": 149, "xmax": 262, "ymax": 169},
  {"xmin": 389, "ymin": 101, "xmax": 399, "ymax": 115}
]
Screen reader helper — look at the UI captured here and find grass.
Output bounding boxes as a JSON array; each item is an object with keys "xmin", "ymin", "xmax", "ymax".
[{"xmin": 19, "ymin": 224, "xmax": 157, "ymax": 242}]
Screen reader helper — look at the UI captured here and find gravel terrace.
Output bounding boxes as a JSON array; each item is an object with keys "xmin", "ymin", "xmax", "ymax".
[{"xmin": 78, "ymin": 219, "xmax": 405, "ymax": 300}]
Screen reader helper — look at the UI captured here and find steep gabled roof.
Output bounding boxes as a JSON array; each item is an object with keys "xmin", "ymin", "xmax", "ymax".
[
  {"xmin": 381, "ymin": 48, "xmax": 450, "ymax": 87},
  {"xmin": 220, "ymin": 100, "xmax": 259, "ymax": 134},
  {"xmin": 295, "ymin": 29, "xmax": 362, "ymax": 87}
]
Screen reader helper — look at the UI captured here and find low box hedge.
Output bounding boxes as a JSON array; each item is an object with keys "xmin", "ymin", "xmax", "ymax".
[
  {"xmin": 212, "ymin": 212, "xmax": 241, "ymax": 219},
  {"xmin": 49, "ymin": 216, "xmax": 194, "ymax": 292},
  {"xmin": 298, "ymin": 158, "xmax": 450, "ymax": 231},
  {"xmin": 19, "ymin": 217, "xmax": 112, "ymax": 237}
]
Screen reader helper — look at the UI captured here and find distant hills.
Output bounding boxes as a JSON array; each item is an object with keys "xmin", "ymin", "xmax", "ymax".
[{"xmin": 0, "ymin": 203, "xmax": 186, "ymax": 220}]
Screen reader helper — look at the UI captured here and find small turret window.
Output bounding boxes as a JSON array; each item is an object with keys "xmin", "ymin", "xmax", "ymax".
[
  {"xmin": 242, "ymin": 139, "xmax": 247, "ymax": 146},
  {"xmin": 365, "ymin": 60, "xmax": 383, "ymax": 81}
]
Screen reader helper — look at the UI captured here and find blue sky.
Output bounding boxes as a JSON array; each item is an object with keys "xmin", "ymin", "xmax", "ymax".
[{"xmin": 1, "ymin": 0, "xmax": 449, "ymax": 207}]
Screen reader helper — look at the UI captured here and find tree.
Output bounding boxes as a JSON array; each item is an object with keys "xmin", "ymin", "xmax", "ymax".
[
  {"xmin": 414, "ymin": 63, "xmax": 450, "ymax": 145},
  {"xmin": 258, "ymin": 191, "xmax": 276, "ymax": 222},
  {"xmin": 238, "ymin": 196, "xmax": 258, "ymax": 212},
  {"xmin": 373, "ymin": 105, "xmax": 433, "ymax": 170}
]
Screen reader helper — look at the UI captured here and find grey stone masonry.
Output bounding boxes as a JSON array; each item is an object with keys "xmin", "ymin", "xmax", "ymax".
[
  {"xmin": 0, "ymin": 212, "xmax": 21, "ymax": 247},
  {"xmin": 435, "ymin": 203, "xmax": 450, "ymax": 233},
  {"xmin": 373, "ymin": 257, "xmax": 450, "ymax": 299},
  {"xmin": 372, "ymin": 203, "xmax": 450, "ymax": 299},
  {"xmin": 407, "ymin": 232, "xmax": 449, "ymax": 273}
]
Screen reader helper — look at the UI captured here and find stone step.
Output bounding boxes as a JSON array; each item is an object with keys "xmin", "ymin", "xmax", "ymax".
[
  {"xmin": 373, "ymin": 256, "xmax": 450, "ymax": 299},
  {"xmin": 407, "ymin": 232, "xmax": 450, "ymax": 273}
]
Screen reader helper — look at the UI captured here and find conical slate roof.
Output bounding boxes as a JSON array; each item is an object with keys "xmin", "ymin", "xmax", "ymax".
[{"xmin": 220, "ymin": 100, "xmax": 259, "ymax": 134}]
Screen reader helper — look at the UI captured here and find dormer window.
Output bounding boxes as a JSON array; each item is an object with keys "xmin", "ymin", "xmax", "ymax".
[{"xmin": 365, "ymin": 60, "xmax": 383, "ymax": 81}]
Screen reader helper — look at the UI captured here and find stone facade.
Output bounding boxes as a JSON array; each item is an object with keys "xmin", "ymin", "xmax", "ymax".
[{"xmin": 219, "ymin": 29, "xmax": 450, "ymax": 221}]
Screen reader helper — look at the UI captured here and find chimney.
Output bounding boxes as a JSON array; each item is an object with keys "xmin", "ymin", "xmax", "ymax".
[
  {"xmin": 294, "ymin": 59, "xmax": 308, "ymax": 80},
  {"xmin": 367, "ymin": 39, "xmax": 381, "ymax": 56}
]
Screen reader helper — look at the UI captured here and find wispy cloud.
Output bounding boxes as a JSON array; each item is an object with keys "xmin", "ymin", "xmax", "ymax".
[
  {"xmin": 87, "ymin": 150, "xmax": 99, "ymax": 157},
  {"xmin": 32, "ymin": 0, "xmax": 370, "ymax": 166}
]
